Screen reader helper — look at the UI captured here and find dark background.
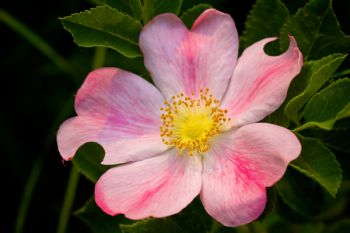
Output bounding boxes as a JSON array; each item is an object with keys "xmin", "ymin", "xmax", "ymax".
[{"xmin": 1, "ymin": 0, "xmax": 349, "ymax": 232}]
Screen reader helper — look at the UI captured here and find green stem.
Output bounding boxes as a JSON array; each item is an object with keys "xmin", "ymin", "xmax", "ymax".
[
  {"xmin": 15, "ymin": 157, "xmax": 45, "ymax": 233},
  {"xmin": 92, "ymin": 47, "xmax": 106, "ymax": 69},
  {"xmin": 56, "ymin": 165, "xmax": 80, "ymax": 233},
  {"xmin": 332, "ymin": 68, "xmax": 350, "ymax": 78},
  {"xmin": 55, "ymin": 46, "xmax": 106, "ymax": 233},
  {"xmin": 0, "ymin": 9, "xmax": 79, "ymax": 84},
  {"xmin": 292, "ymin": 123, "xmax": 313, "ymax": 133},
  {"xmin": 14, "ymin": 100, "xmax": 74, "ymax": 233}
]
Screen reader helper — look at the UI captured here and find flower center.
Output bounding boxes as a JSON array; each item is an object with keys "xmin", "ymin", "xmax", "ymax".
[{"xmin": 160, "ymin": 89, "xmax": 230, "ymax": 156}]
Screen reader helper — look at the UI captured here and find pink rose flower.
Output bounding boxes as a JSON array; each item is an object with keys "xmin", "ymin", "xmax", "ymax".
[{"xmin": 57, "ymin": 9, "xmax": 303, "ymax": 227}]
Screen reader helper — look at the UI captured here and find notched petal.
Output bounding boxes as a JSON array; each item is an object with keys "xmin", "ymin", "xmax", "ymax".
[
  {"xmin": 57, "ymin": 68, "xmax": 167, "ymax": 164},
  {"xmin": 221, "ymin": 36, "xmax": 303, "ymax": 127}
]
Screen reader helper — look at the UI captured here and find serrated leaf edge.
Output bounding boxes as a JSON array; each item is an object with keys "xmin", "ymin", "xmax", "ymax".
[{"xmin": 60, "ymin": 6, "xmax": 142, "ymax": 46}]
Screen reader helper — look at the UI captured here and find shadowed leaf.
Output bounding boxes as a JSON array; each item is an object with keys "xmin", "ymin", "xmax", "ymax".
[
  {"xmin": 142, "ymin": 0, "xmax": 183, "ymax": 23},
  {"xmin": 280, "ymin": 0, "xmax": 350, "ymax": 60},
  {"xmin": 291, "ymin": 136, "xmax": 342, "ymax": 197},
  {"xmin": 181, "ymin": 4, "xmax": 212, "ymax": 28}
]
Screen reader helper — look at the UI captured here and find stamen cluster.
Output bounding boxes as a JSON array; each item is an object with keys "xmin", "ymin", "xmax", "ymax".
[{"xmin": 160, "ymin": 89, "xmax": 230, "ymax": 156}]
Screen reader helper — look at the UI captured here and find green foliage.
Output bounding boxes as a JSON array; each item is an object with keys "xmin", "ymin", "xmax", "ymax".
[
  {"xmin": 12, "ymin": 0, "xmax": 348, "ymax": 232},
  {"xmin": 299, "ymin": 78, "xmax": 350, "ymax": 131},
  {"xmin": 96, "ymin": 0, "xmax": 143, "ymax": 20},
  {"xmin": 264, "ymin": 103, "xmax": 290, "ymax": 128},
  {"xmin": 279, "ymin": 0, "xmax": 350, "ymax": 60},
  {"xmin": 60, "ymin": 6, "xmax": 142, "ymax": 58},
  {"xmin": 120, "ymin": 219, "xmax": 184, "ymax": 233},
  {"xmin": 276, "ymin": 169, "xmax": 324, "ymax": 217},
  {"xmin": 284, "ymin": 54, "xmax": 346, "ymax": 125},
  {"xmin": 180, "ymin": 4, "xmax": 212, "ymax": 28},
  {"xmin": 240, "ymin": 0, "xmax": 289, "ymax": 53},
  {"xmin": 72, "ymin": 143, "xmax": 108, "ymax": 182},
  {"xmin": 142, "ymin": 0, "xmax": 183, "ymax": 23},
  {"xmin": 291, "ymin": 136, "xmax": 342, "ymax": 197},
  {"xmin": 75, "ymin": 198, "xmax": 123, "ymax": 233},
  {"xmin": 119, "ymin": 198, "xmax": 215, "ymax": 233}
]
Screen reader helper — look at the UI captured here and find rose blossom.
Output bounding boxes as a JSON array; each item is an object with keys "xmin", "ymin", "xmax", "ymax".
[{"xmin": 57, "ymin": 9, "xmax": 303, "ymax": 227}]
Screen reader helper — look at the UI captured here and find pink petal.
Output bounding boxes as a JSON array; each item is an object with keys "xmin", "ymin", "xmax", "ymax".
[
  {"xmin": 95, "ymin": 149, "xmax": 202, "ymax": 219},
  {"xmin": 221, "ymin": 36, "xmax": 303, "ymax": 127},
  {"xmin": 201, "ymin": 123, "xmax": 300, "ymax": 227},
  {"xmin": 57, "ymin": 68, "xmax": 167, "ymax": 164},
  {"xmin": 140, "ymin": 9, "xmax": 238, "ymax": 100}
]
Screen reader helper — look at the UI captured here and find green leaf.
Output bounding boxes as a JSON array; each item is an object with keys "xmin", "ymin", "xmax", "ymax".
[
  {"xmin": 297, "ymin": 78, "xmax": 350, "ymax": 131},
  {"xmin": 119, "ymin": 198, "xmax": 215, "ymax": 233},
  {"xmin": 180, "ymin": 4, "xmax": 212, "ymax": 28},
  {"xmin": 171, "ymin": 198, "xmax": 213, "ymax": 233},
  {"xmin": 120, "ymin": 219, "xmax": 184, "ymax": 233},
  {"xmin": 264, "ymin": 104, "xmax": 290, "ymax": 128},
  {"xmin": 284, "ymin": 53, "xmax": 346, "ymax": 124},
  {"xmin": 290, "ymin": 136, "xmax": 342, "ymax": 197},
  {"xmin": 142, "ymin": 0, "xmax": 183, "ymax": 23},
  {"xmin": 276, "ymin": 168, "xmax": 324, "ymax": 217},
  {"xmin": 95, "ymin": 0, "xmax": 143, "ymax": 20},
  {"xmin": 60, "ymin": 6, "xmax": 142, "ymax": 58},
  {"xmin": 72, "ymin": 142, "xmax": 108, "ymax": 182},
  {"xmin": 240, "ymin": 0, "xmax": 289, "ymax": 53},
  {"xmin": 280, "ymin": 0, "xmax": 350, "ymax": 60},
  {"xmin": 75, "ymin": 198, "xmax": 123, "ymax": 233}
]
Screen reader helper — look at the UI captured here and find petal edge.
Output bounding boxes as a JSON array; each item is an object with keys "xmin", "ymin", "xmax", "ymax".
[
  {"xmin": 221, "ymin": 36, "xmax": 303, "ymax": 127},
  {"xmin": 95, "ymin": 150, "xmax": 202, "ymax": 218}
]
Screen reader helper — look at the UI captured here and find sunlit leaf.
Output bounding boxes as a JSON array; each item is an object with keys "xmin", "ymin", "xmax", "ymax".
[
  {"xmin": 298, "ymin": 78, "xmax": 350, "ymax": 131},
  {"xmin": 60, "ymin": 6, "xmax": 142, "ymax": 58},
  {"xmin": 284, "ymin": 53, "xmax": 346, "ymax": 124}
]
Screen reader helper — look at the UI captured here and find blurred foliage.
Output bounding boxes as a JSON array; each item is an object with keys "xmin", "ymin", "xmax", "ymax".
[{"xmin": 1, "ymin": 0, "xmax": 349, "ymax": 232}]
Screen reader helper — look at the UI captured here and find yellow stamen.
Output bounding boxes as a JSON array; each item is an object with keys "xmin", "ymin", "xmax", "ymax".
[{"xmin": 159, "ymin": 89, "xmax": 230, "ymax": 156}]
